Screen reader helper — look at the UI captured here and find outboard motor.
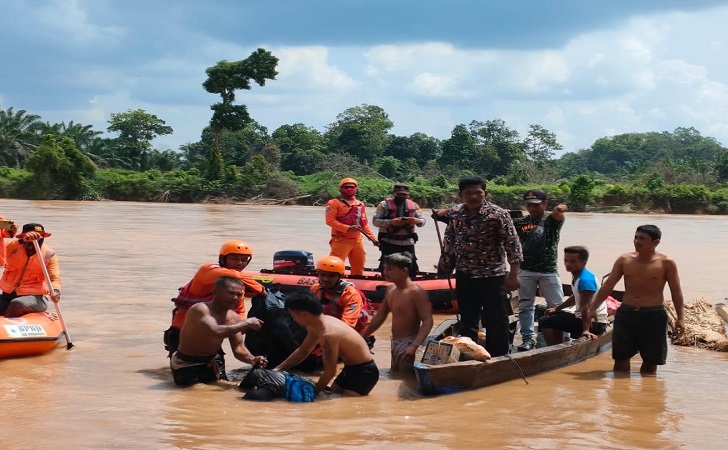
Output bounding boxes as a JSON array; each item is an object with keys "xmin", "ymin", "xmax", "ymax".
[{"xmin": 273, "ymin": 250, "xmax": 315, "ymax": 274}]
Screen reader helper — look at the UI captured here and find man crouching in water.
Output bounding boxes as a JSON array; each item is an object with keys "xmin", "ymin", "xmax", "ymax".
[
  {"xmin": 171, "ymin": 277, "xmax": 266, "ymax": 387},
  {"xmin": 274, "ymin": 291, "xmax": 379, "ymax": 396}
]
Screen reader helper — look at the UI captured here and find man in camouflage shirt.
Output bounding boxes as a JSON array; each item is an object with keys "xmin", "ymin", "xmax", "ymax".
[
  {"xmin": 438, "ymin": 176, "xmax": 522, "ymax": 357},
  {"xmin": 513, "ymin": 189, "xmax": 568, "ymax": 351}
]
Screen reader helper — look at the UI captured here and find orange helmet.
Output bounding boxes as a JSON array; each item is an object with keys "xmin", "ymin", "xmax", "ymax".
[
  {"xmin": 339, "ymin": 178, "xmax": 358, "ymax": 188},
  {"xmin": 316, "ymin": 256, "xmax": 345, "ymax": 275},
  {"xmin": 219, "ymin": 240, "xmax": 253, "ymax": 257}
]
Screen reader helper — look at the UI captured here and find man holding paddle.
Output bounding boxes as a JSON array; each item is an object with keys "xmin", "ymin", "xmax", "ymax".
[{"xmin": 0, "ymin": 223, "xmax": 61, "ymax": 317}]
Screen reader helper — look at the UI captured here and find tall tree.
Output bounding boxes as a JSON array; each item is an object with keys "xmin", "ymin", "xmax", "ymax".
[
  {"xmin": 26, "ymin": 135, "xmax": 95, "ymax": 199},
  {"xmin": 203, "ymin": 48, "xmax": 279, "ymax": 179},
  {"xmin": 324, "ymin": 104, "xmax": 394, "ymax": 162},
  {"xmin": 523, "ymin": 124, "xmax": 562, "ymax": 162},
  {"xmin": 107, "ymin": 109, "xmax": 173, "ymax": 171},
  {"xmin": 0, "ymin": 107, "xmax": 43, "ymax": 168}
]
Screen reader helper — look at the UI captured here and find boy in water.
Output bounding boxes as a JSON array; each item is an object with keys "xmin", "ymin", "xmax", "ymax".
[
  {"xmin": 275, "ymin": 290, "xmax": 379, "ymax": 396},
  {"xmin": 588, "ymin": 225, "xmax": 685, "ymax": 374},
  {"xmin": 362, "ymin": 252, "xmax": 433, "ymax": 373}
]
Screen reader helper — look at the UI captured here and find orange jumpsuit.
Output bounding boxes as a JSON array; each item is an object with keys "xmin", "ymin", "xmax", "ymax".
[
  {"xmin": 170, "ymin": 263, "xmax": 265, "ymax": 329},
  {"xmin": 325, "ymin": 197, "xmax": 377, "ymax": 275}
]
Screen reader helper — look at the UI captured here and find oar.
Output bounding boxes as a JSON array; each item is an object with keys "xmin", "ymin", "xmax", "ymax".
[
  {"xmin": 32, "ymin": 239, "xmax": 74, "ymax": 350},
  {"xmin": 431, "ymin": 209, "xmax": 462, "ymax": 329}
]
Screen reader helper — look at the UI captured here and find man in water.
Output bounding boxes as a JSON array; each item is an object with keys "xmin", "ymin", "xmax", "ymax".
[
  {"xmin": 170, "ymin": 276, "xmax": 266, "ymax": 386},
  {"xmin": 325, "ymin": 177, "xmax": 379, "ymax": 276},
  {"xmin": 372, "ymin": 183, "xmax": 426, "ymax": 278},
  {"xmin": 0, "ymin": 223, "xmax": 62, "ymax": 317},
  {"xmin": 588, "ymin": 224, "xmax": 685, "ymax": 374},
  {"xmin": 513, "ymin": 189, "xmax": 568, "ymax": 351},
  {"xmin": 538, "ymin": 246, "xmax": 609, "ymax": 345},
  {"xmin": 362, "ymin": 252, "xmax": 433, "ymax": 373},
  {"xmin": 438, "ymin": 176, "xmax": 522, "ymax": 357},
  {"xmin": 274, "ymin": 290, "xmax": 379, "ymax": 396}
]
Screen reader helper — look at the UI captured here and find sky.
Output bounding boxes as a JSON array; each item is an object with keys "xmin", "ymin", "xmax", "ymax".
[{"xmin": 2, "ymin": 0, "xmax": 728, "ymax": 156}]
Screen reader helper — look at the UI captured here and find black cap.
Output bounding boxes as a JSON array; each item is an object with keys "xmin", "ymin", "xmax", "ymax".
[
  {"xmin": 17, "ymin": 223, "xmax": 52, "ymax": 238},
  {"xmin": 523, "ymin": 189, "xmax": 547, "ymax": 204}
]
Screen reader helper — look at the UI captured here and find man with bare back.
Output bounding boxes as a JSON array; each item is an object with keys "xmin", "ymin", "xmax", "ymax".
[
  {"xmin": 588, "ymin": 225, "xmax": 685, "ymax": 374},
  {"xmin": 274, "ymin": 290, "xmax": 379, "ymax": 396},
  {"xmin": 171, "ymin": 276, "xmax": 266, "ymax": 386},
  {"xmin": 362, "ymin": 252, "xmax": 433, "ymax": 373}
]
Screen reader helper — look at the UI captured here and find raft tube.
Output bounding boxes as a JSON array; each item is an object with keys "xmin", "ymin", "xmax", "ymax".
[{"xmin": 0, "ymin": 311, "xmax": 64, "ymax": 358}]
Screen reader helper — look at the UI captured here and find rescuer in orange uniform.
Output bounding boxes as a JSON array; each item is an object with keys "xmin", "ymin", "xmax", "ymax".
[
  {"xmin": 325, "ymin": 178, "xmax": 378, "ymax": 276},
  {"xmin": 311, "ymin": 256, "xmax": 373, "ymax": 334},
  {"xmin": 0, "ymin": 223, "xmax": 61, "ymax": 318},
  {"xmin": 0, "ymin": 217, "xmax": 18, "ymax": 267},
  {"xmin": 164, "ymin": 240, "xmax": 267, "ymax": 378}
]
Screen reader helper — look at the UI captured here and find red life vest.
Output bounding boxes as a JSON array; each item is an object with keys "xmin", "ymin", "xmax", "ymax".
[
  {"xmin": 336, "ymin": 197, "xmax": 368, "ymax": 228},
  {"xmin": 382, "ymin": 198, "xmax": 418, "ymax": 238}
]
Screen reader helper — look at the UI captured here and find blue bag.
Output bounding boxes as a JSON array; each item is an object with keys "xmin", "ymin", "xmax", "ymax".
[{"xmin": 284, "ymin": 373, "xmax": 316, "ymax": 402}]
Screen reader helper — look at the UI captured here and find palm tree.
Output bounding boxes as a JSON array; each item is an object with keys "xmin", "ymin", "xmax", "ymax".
[{"xmin": 0, "ymin": 107, "xmax": 43, "ymax": 167}]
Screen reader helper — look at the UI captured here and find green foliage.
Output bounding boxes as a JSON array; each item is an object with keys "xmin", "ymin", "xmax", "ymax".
[
  {"xmin": 25, "ymin": 135, "xmax": 96, "ymax": 199},
  {"xmin": 107, "ymin": 109, "xmax": 173, "ymax": 171},
  {"xmin": 569, "ymin": 175, "xmax": 597, "ymax": 211},
  {"xmin": 325, "ymin": 104, "xmax": 394, "ymax": 162},
  {"xmin": 0, "ymin": 166, "xmax": 32, "ymax": 197}
]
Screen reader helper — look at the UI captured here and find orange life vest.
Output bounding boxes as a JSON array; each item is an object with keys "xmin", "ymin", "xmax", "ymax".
[
  {"xmin": 0, "ymin": 240, "xmax": 60, "ymax": 296},
  {"xmin": 312, "ymin": 281, "xmax": 373, "ymax": 333},
  {"xmin": 336, "ymin": 198, "xmax": 369, "ymax": 228},
  {"xmin": 381, "ymin": 198, "xmax": 418, "ymax": 238}
]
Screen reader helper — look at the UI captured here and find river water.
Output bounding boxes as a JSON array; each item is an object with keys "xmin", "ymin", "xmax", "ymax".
[{"xmin": 1, "ymin": 199, "xmax": 726, "ymax": 449}]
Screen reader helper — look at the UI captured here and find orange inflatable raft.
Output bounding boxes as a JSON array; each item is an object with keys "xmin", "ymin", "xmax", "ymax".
[
  {"xmin": 243, "ymin": 250, "xmax": 458, "ymax": 313},
  {"xmin": 0, "ymin": 311, "xmax": 64, "ymax": 358}
]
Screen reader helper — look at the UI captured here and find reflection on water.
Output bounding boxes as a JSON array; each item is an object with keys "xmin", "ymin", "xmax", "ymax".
[{"xmin": 1, "ymin": 199, "xmax": 727, "ymax": 448}]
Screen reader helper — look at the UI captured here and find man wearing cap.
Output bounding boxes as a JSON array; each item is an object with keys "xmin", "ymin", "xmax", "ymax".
[
  {"xmin": 325, "ymin": 178, "xmax": 379, "ymax": 276},
  {"xmin": 0, "ymin": 223, "xmax": 61, "ymax": 318},
  {"xmin": 372, "ymin": 183, "xmax": 426, "ymax": 278},
  {"xmin": 513, "ymin": 189, "xmax": 568, "ymax": 351}
]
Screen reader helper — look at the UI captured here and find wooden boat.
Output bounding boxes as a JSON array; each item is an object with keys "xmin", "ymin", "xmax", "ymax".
[
  {"xmin": 243, "ymin": 250, "xmax": 459, "ymax": 313},
  {"xmin": 414, "ymin": 318, "xmax": 614, "ymax": 395},
  {"xmin": 0, "ymin": 311, "xmax": 64, "ymax": 358}
]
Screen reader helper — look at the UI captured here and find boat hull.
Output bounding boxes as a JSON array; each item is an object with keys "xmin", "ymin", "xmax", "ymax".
[
  {"xmin": 414, "ymin": 318, "xmax": 613, "ymax": 395},
  {"xmin": 243, "ymin": 269, "xmax": 459, "ymax": 313},
  {"xmin": 0, "ymin": 312, "xmax": 64, "ymax": 359}
]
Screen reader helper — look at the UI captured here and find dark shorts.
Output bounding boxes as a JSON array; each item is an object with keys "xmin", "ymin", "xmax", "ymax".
[
  {"xmin": 538, "ymin": 311, "xmax": 609, "ymax": 337},
  {"xmin": 333, "ymin": 360, "xmax": 379, "ymax": 395},
  {"xmin": 612, "ymin": 304, "xmax": 668, "ymax": 365},
  {"xmin": 170, "ymin": 352, "xmax": 219, "ymax": 386}
]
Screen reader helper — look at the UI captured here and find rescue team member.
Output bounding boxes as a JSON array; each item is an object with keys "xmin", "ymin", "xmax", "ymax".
[
  {"xmin": 325, "ymin": 178, "xmax": 378, "ymax": 276},
  {"xmin": 171, "ymin": 276, "xmax": 266, "ymax": 387},
  {"xmin": 275, "ymin": 290, "xmax": 379, "ymax": 396},
  {"xmin": 0, "ymin": 223, "xmax": 62, "ymax": 317},
  {"xmin": 311, "ymin": 256, "xmax": 374, "ymax": 348},
  {"xmin": 372, "ymin": 183, "xmax": 425, "ymax": 278},
  {"xmin": 0, "ymin": 216, "xmax": 18, "ymax": 266},
  {"xmin": 164, "ymin": 240, "xmax": 265, "ymax": 379}
]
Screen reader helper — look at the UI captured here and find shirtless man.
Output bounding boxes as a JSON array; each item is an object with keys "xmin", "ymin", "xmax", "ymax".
[
  {"xmin": 170, "ymin": 276, "xmax": 266, "ymax": 386},
  {"xmin": 274, "ymin": 290, "xmax": 379, "ymax": 396},
  {"xmin": 588, "ymin": 225, "xmax": 685, "ymax": 374},
  {"xmin": 362, "ymin": 252, "xmax": 433, "ymax": 373}
]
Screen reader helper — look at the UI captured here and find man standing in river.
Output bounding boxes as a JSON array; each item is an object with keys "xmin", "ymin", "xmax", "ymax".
[
  {"xmin": 588, "ymin": 224, "xmax": 685, "ymax": 374},
  {"xmin": 170, "ymin": 277, "xmax": 266, "ymax": 386}
]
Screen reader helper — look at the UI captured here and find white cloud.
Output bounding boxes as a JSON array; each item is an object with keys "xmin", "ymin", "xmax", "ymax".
[{"xmin": 35, "ymin": 0, "xmax": 124, "ymax": 46}]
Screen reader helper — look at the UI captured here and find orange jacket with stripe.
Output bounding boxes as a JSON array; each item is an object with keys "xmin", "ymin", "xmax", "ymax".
[
  {"xmin": 311, "ymin": 282, "xmax": 365, "ymax": 329},
  {"xmin": 0, "ymin": 240, "xmax": 61, "ymax": 296},
  {"xmin": 170, "ymin": 263, "xmax": 265, "ymax": 329},
  {"xmin": 325, "ymin": 197, "xmax": 377, "ymax": 241}
]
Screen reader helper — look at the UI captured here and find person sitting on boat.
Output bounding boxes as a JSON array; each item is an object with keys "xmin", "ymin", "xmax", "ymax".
[
  {"xmin": 312, "ymin": 255, "xmax": 375, "ymax": 349},
  {"xmin": 164, "ymin": 240, "xmax": 266, "ymax": 378},
  {"xmin": 0, "ymin": 223, "xmax": 61, "ymax": 318},
  {"xmin": 325, "ymin": 178, "xmax": 378, "ymax": 276},
  {"xmin": 538, "ymin": 246, "xmax": 609, "ymax": 346},
  {"xmin": 362, "ymin": 252, "xmax": 433, "ymax": 373},
  {"xmin": 274, "ymin": 290, "xmax": 379, "ymax": 396},
  {"xmin": 0, "ymin": 217, "xmax": 18, "ymax": 267},
  {"xmin": 372, "ymin": 183, "xmax": 425, "ymax": 279},
  {"xmin": 171, "ymin": 276, "xmax": 266, "ymax": 387},
  {"xmin": 513, "ymin": 189, "xmax": 568, "ymax": 351}
]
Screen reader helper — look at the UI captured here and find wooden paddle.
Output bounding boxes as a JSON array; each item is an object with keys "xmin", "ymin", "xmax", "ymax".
[{"xmin": 32, "ymin": 239, "xmax": 74, "ymax": 350}]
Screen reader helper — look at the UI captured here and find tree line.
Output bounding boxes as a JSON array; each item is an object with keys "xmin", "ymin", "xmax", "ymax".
[{"xmin": 1, "ymin": 48, "xmax": 728, "ymax": 213}]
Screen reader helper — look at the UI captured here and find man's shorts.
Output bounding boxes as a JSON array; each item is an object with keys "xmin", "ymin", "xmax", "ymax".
[
  {"xmin": 612, "ymin": 304, "xmax": 668, "ymax": 365},
  {"xmin": 538, "ymin": 311, "xmax": 609, "ymax": 337},
  {"xmin": 333, "ymin": 359, "xmax": 379, "ymax": 395},
  {"xmin": 170, "ymin": 352, "xmax": 219, "ymax": 386}
]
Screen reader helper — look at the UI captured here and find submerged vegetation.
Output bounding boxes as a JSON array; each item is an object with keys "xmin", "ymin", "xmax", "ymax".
[{"xmin": 2, "ymin": 48, "xmax": 728, "ymax": 214}]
